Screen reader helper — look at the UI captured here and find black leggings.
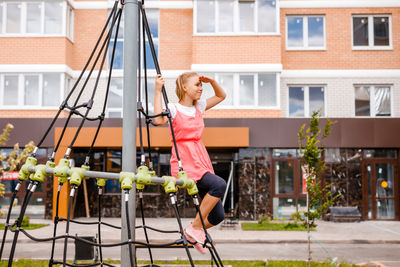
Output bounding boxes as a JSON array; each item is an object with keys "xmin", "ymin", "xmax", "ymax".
[{"xmin": 197, "ymin": 172, "xmax": 227, "ymax": 226}]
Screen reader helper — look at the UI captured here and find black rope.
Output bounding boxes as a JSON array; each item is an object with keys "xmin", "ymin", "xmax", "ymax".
[
  {"xmin": 52, "ymin": 5, "xmax": 121, "ymax": 160},
  {"xmin": 65, "ymin": 8, "xmax": 121, "ymax": 157},
  {"xmin": 63, "ymin": 187, "xmax": 76, "ymax": 266},
  {"xmin": 85, "ymin": 8, "xmax": 123, "ymax": 163},
  {"xmin": 123, "ymin": 190, "xmax": 135, "ymax": 267},
  {"xmin": 140, "ymin": 6, "xmax": 182, "ymax": 170},
  {"xmin": 98, "ymin": 189, "xmax": 104, "ymax": 266},
  {"xmin": 35, "ymin": 1, "xmax": 119, "ymax": 153},
  {"xmin": 8, "ymin": 182, "xmax": 36, "ymax": 267},
  {"xmin": 0, "ymin": 182, "xmax": 21, "ymax": 260},
  {"xmin": 49, "ymin": 183, "xmax": 63, "ymax": 267},
  {"xmin": 139, "ymin": 192, "xmax": 154, "ymax": 264}
]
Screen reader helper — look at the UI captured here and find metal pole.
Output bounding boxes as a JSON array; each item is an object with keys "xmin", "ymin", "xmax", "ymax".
[{"xmin": 122, "ymin": 0, "xmax": 138, "ymax": 266}]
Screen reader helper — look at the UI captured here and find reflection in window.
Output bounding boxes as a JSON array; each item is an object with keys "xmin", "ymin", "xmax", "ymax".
[
  {"xmin": 258, "ymin": 74, "xmax": 276, "ymax": 107},
  {"xmin": 353, "ymin": 17, "xmax": 369, "ymax": 46},
  {"xmin": 287, "ymin": 17, "xmax": 303, "ymax": 47},
  {"xmin": 308, "ymin": 17, "xmax": 324, "ymax": 47},
  {"xmin": 4, "ymin": 75, "xmax": 19, "ymax": 105},
  {"xmin": 44, "ymin": 2, "xmax": 63, "ymax": 34},
  {"xmin": 239, "ymin": 75, "xmax": 254, "ymax": 106},
  {"xmin": 42, "ymin": 74, "xmax": 60, "ymax": 106},
  {"xmin": 24, "ymin": 75, "xmax": 39, "ymax": 105},
  {"xmin": 275, "ymin": 161, "xmax": 294, "ymax": 194},
  {"xmin": 353, "ymin": 15, "xmax": 391, "ymax": 47},
  {"xmin": 239, "ymin": 0, "xmax": 254, "ymax": 32},
  {"xmin": 196, "ymin": 0, "xmax": 215, "ymax": 33},
  {"xmin": 289, "ymin": 86, "xmax": 325, "ymax": 117},
  {"xmin": 258, "ymin": 0, "xmax": 276, "ymax": 32},
  {"xmin": 217, "ymin": 74, "xmax": 233, "ymax": 105},
  {"xmin": 374, "ymin": 17, "xmax": 389, "ymax": 46},
  {"xmin": 109, "ymin": 41, "xmax": 124, "ymax": 69},
  {"xmin": 0, "ymin": 4, "xmax": 3, "ymax": 33},
  {"xmin": 218, "ymin": 0, "xmax": 233, "ymax": 32},
  {"xmin": 355, "ymin": 86, "xmax": 370, "ymax": 116},
  {"xmin": 108, "ymin": 78, "xmax": 123, "ymax": 108},
  {"xmin": 309, "ymin": 86, "xmax": 324, "ymax": 115},
  {"xmin": 6, "ymin": 3, "xmax": 21, "ymax": 33},
  {"xmin": 354, "ymin": 85, "xmax": 391, "ymax": 117},
  {"xmin": 363, "ymin": 149, "xmax": 397, "ymax": 159},
  {"xmin": 289, "ymin": 87, "xmax": 304, "ymax": 117},
  {"xmin": 287, "ymin": 16, "xmax": 324, "ymax": 48},
  {"xmin": 27, "ymin": 3, "xmax": 41, "ymax": 33},
  {"xmin": 374, "ymin": 87, "xmax": 390, "ymax": 116}
]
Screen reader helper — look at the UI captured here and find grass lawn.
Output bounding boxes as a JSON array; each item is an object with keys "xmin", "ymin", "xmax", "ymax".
[
  {"xmin": 0, "ymin": 259, "xmax": 368, "ymax": 267},
  {"xmin": 242, "ymin": 222, "xmax": 314, "ymax": 231},
  {"xmin": 0, "ymin": 223, "xmax": 48, "ymax": 230}
]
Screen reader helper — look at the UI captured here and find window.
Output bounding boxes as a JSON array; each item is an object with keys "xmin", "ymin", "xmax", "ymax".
[
  {"xmin": 352, "ymin": 15, "xmax": 391, "ymax": 48},
  {"xmin": 109, "ymin": 9, "xmax": 159, "ymax": 70},
  {"xmin": 286, "ymin": 16, "xmax": 325, "ymax": 49},
  {"xmin": 0, "ymin": 73, "xmax": 63, "ymax": 108},
  {"xmin": 106, "ymin": 77, "xmax": 155, "ymax": 118},
  {"xmin": 195, "ymin": 0, "xmax": 278, "ymax": 34},
  {"xmin": 354, "ymin": 85, "xmax": 391, "ymax": 117},
  {"xmin": 199, "ymin": 73, "xmax": 278, "ymax": 108},
  {"xmin": 289, "ymin": 86, "xmax": 325, "ymax": 117},
  {"xmin": 0, "ymin": 1, "xmax": 73, "ymax": 37}
]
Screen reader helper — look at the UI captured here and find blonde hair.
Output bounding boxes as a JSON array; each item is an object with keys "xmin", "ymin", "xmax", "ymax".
[{"xmin": 175, "ymin": 72, "xmax": 198, "ymax": 106}]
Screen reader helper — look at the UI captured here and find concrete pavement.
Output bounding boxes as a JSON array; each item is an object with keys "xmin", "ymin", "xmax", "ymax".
[{"xmin": 1, "ymin": 217, "xmax": 400, "ymax": 265}]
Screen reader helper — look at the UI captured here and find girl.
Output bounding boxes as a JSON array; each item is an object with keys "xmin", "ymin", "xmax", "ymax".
[{"xmin": 154, "ymin": 72, "xmax": 227, "ymax": 254}]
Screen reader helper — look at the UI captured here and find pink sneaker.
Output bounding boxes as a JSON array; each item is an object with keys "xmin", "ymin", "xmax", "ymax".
[
  {"xmin": 185, "ymin": 223, "xmax": 206, "ymax": 244},
  {"xmin": 184, "ymin": 228, "xmax": 206, "ymax": 254}
]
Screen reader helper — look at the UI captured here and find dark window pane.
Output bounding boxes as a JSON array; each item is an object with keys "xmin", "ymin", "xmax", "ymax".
[
  {"xmin": 287, "ymin": 17, "xmax": 303, "ymax": 47},
  {"xmin": 275, "ymin": 161, "xmax": 294, "ymax": 194},
  {"xmin": 289, "ymin": 86, "xmax": 304, "ymax": 117},
  {"xmin": 355, "ymin": 86, "xmax": 370, "ymax": 116},
  {"xmin": 309, "ymin": 86, "xmax": 324, "ymax": 116},
  {"xmin": 374, "ymin": 17, "xmax": 389, "ymax": 46},
  {"xmin": 374, "ymin": 87, "xmax": 390, "ymax": 116},
  {"xmin": 364, "ymin": 149, "xmax": 397, "ymax": 159},
  {"xmin": 353, "ymin": 17, "xmax": 369, "ymax": 46}
]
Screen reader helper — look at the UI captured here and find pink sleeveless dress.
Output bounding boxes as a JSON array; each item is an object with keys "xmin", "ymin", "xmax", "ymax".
[{"xmin": 169, "ymin": 105, "xmax": 214, "ymax": 182}]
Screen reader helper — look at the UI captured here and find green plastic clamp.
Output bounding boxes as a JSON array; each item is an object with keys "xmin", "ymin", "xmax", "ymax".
[
  {"xmin": 162, "ymin": 176, "xmax": 178, "ymax": 194},
  {"xmin": 46, "ymin": 160, "xmax": 56, "ymax": 168},
  {"xmin": 53, "ymin": 158, "xmax": 70, "ymax": 184},
  {"xmin": 69, "ymin": 167, "xmax": 86, "ymax": 186},
  {"xmin": 18, "ymin": 156, "xmax": 37, "ymax": 181},
  {"xmin": 97, "ymin": 178, "xmax": 106, "ymax": 187},
  {"xmin": 177, "ymin": 171, "xmax": 199, "ymax": 195},
  {"xmin": 119, "ymin": 172, "xmax": 134, "ymax": 190},
  {"xmin": 31, "ymin": 164, "xmax": 47, "ymax": 183},
  {"xmin": 136, "ymin": 165, "xmax": 153, "ymax": 190}
]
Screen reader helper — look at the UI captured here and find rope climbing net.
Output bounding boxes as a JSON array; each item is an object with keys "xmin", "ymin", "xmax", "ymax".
[{"xmin": 0, "ymin": 1, "xmax": 224, "ymax": 266}]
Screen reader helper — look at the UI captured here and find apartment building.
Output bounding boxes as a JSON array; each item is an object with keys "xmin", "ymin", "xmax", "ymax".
[{"xmin": 0, "ymin": 0, "xmax": 400, "ymax": 221}]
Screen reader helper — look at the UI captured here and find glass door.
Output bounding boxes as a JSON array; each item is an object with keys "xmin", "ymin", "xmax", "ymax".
[
  {"xmin": 272, "ymin": 158, "xmax": 305, "ymax": 219},
  {"xmin": 364, "ymin": 160, "xmax": 397, "ymax": 220}
]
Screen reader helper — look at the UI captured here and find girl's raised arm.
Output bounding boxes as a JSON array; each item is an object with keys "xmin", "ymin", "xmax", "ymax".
[
  {"xmin": 200, "ymin": 76, "xmax": 226, "ymax": 110},
  {"xmin": 153, "ymin": 74, "xmax": 169, "ymax": 125}
]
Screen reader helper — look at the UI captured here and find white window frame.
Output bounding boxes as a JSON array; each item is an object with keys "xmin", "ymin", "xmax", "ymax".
[
  {"xmin": 351, "ymin": 14, "xmax": 392, "ymax": 50},
  {"xmin": 0, "ymin": 1, "xmax": 72, "ymax": 39},
  {"xmin": 287, "ymin": 85, "xmax": 327, "ymax": 117},
  {"xmin": 353, "ymin": 84, "xmax": 392, "ymax": 117},
  {"xmin": 285, "ymin": 15, "xmax": 326, "ymax": 50},
  {"xmin": 201, "ymin": 72, "xmax": 279, "ymax": 109},
  {"xmin": 193, "ymin": 0, "xmax": 280, "ymax": 36},
  {"xmin": 0, "ymin": 73, "xmax": 64, "ymax": 109}
]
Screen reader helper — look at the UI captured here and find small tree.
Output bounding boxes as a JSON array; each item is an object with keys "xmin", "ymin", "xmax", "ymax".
[
  {"xmin": 0, "ymin": 123, "xmax": 35, "ymax": 199},
  {"xmin": 296, "ymin": 111, "xmax": 339, "ymax": 266}
]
